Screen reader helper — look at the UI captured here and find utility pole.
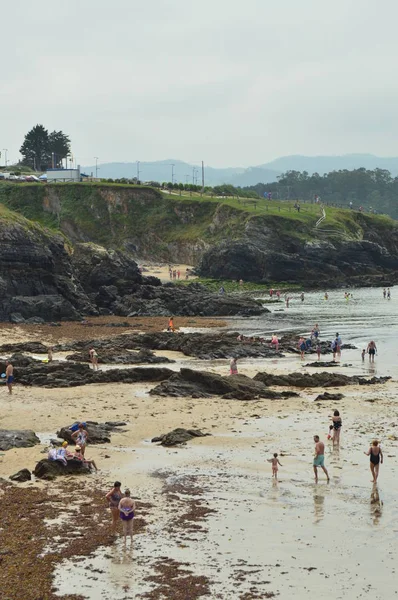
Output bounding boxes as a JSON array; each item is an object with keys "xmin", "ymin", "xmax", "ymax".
[
  {"xmin": 3, "ymin": 149, "xmax": 8, "ymax": 167},
  {"xmin": 171, "ymin": 163, "xmax": 175, "ymax": 184},
  {"xmin": 192, "ymin": 166, "xmax": 195, "ymax": 185},
  {"xmin": 185, "ymin": 174, "xmax": 189, "ymax": 184},
  {"xmin": 94, "ymin": 157, "xmax": 99, "ymax": 178},
  {"xmin": 201, "ymin": 160, "xmax": 205, "ymax": 194},
  {"xmin": 136, "ymin": 160, "xmax": 140, "ymax": 181}
]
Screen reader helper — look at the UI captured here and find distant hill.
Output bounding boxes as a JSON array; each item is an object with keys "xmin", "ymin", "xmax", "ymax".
[
  {"xmin": 81, "ymin": 154, "xmax": 398, "ymax": 186},
  {"xmin": 261, "ymin": 154, "xmax": 398, "ymax": 176}
]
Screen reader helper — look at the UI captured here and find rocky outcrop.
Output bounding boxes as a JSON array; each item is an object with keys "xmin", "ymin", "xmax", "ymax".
[
  {"xmin": 65, "ymin": 348, "xmax": 174, "ymax": 365},
  {"xmin": 33, "ymin": 458, "xmax": 91, "ymax": 480},
  {"xmin": 254, "ymin": 371, "xmax": 391, "ymax": 388},
  {"xmin": 149, "ymin": 368, "xmax": 299, "ymax": 400},
  {"xmin": 0, "ymin": 430, "xmax": 41, "ymax": 451},
  {"xmin": 315, "ymin": 392, "xmax": 344, "ymax": 401},
  {"xmin": 14, "ymin": 362, "xmax": 174, "ymax": 388},
  {"xmin": 57, "ymin": 421, "xmax": 127, "ymax": 445},
  {"xmin": 152, "ymin": 428, "xmax": 211, "ymax": 447},
  {"xmin": 58, "ymin": 331, "xmax": 278, "ymax": 360},
  {"xmin": 198, "ymin": 214, "xmax": 398, "ymax": 285}
]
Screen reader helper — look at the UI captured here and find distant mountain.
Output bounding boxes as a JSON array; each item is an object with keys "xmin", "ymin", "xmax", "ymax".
[
  {"xmin": 81, "ymin": 154, "xmax": 398, "ymax": 187},
  {"xmin": 81, "ymin": 160, "xmax": 280, "ymax": 186},
  {"xmin": 261, "ymin": 154, "xmax": 398, "ymax": 176}
]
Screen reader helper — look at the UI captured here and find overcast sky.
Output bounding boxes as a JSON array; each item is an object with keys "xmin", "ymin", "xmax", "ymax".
[{"xmin": 2, "ymin": 0, "xmax": 398, "ymax": 168}]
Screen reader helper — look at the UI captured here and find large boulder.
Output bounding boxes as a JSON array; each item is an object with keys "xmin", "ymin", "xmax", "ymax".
[
  {"xmin": 254, "ymin": 371, "xmax": 391, "ymax": 388},
  {"xmin": 33, "ymin": 458, "xmax": 91, "ymax": 480},
  {"xmin": 57, "ymin": 421, "xmax": 127, "ymax": 445},
  {"xmin": 65, "ymin": 348, "xmax": 174, "ymax": 365},
  {"xmin": 0, "ymin": 430, "xmax": 40, "ymax": 451}
]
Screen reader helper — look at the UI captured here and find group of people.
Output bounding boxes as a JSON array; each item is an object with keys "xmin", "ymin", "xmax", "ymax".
[
  {"xmin": 48, "ymin": 422, "xmax": 98, "ymax": 472},
  {"xmin": 268, "ymin": 409, "xmax": 383, "ymax": 485},
  {"xmin": 105, "ymin": 481, "xmax": 136, "ymax": 544},
  {"xmin": 382, "ymin": 288, "xmax": 391, "ymax": 300}
]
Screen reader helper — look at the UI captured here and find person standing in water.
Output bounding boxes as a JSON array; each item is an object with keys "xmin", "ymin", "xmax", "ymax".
[
  {"xmin": 367, "ymin": 340, "xmax": 377, "ymax": 363},
  {"xmin": 118, "ymin": 488, "xmax": 136, "ymax": 545},
  {"xmin": 365, "ymin": 441, "xmax": 383, "ymax": 483},
  {"xmin": 230, "ymin": 357, "xmax": 238, "ymax": 375},
  {"xmin": 106, "ymin": 482, "xmax": 123, "ymax": 534},
  {"xmin": 313, "ymin": 435, "xmax": 330, "ymax": 483},
  {"xmin": 324, "ymin": 292, "xmax": 329, "ymax": 300},
  {"xmin": 267, "ymin": 453, "xmax": 282, "ymax": 479},
  {"xmin": 298, "ymin": 337, "xmax": 306, "ymax": 359},
  {"xmin": 383, "ymin": 288, "xmax": 386, "ymax": 299},
  {"xmin": 5, "ymin": 361, "xmax": 14, "ymax": 395},
  {"xmin": 361, "ymin": 349, "xmax": 366, "ymax": 361},
  {"xmin": 316, "ymin": 343, "xmax": 321, "ymax": 360},
  {"xmin": 387, "ymin": 288, "xmax": 391, "ymax": 300},
  {"xmin": 300, "ymin": 292, "xmax": 305, "ymax": 302}
]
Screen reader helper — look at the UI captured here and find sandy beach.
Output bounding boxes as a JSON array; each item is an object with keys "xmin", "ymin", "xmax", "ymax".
[{"xmin": 1, "ymin": 298, "xmax": 397, "ymax": 600}]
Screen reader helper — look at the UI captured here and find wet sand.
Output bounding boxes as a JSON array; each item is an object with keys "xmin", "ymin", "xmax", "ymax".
[{"xmin": 1, "ymin": 317, "xmax": 397, "ymax": 599}]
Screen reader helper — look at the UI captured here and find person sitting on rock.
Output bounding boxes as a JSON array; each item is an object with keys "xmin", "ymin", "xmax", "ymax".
[
  {"xmin": 56, "ymin": 441, "xmax": 73, "ymax": 466},
  {"xmin": 73, "ymin": 445, "xmax": 98, "ymax": 471}
]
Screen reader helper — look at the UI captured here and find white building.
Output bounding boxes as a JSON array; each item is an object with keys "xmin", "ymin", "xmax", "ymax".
[{"xmin": 46, "ymin": 167, "xmax": 81, "ymax": 183}]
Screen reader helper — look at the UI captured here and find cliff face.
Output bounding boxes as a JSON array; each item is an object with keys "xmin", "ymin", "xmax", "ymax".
[
  {"xmin": 1, "ymin": 183, "xmax": 398, "ymax": 287},
  {"xmin": 198, "ymin": 214, "xmax": 398, "ymax": 285},
  {"xmin": 0, "ymin": 207, "xmax": 95, "ymax": 321}
]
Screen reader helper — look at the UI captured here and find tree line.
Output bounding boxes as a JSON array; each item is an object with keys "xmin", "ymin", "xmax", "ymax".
[{"xmin": 244, "ymin": 168, "xmax": 398, "ymax": 218}]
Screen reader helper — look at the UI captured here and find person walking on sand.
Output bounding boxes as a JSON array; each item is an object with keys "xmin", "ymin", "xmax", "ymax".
[
  {"xmin": 367, "ymin": 340, "xmax": 377, "ymax": 363},
  {"xmin": 106, "ymin": 481, "xmax": 123, "ymax": 534},
  {"xmin": 5, "ymin": 361, "xmax": 14, "ymax": 395},
  {"xmin": 118, "ymin": 488, "xmax": 136, "ymax": 545},
  {"xmin": 267, "ymin": 453, "xmax": 282, "ymax": 478},
  {"xmin": 329, "ymin": 410, "xmax": 342, "ymax": 447},
  {"xmin": 365, "ymin": 440, "xmax": 383, "ymax": 483},
  {"xmin": 71, "ymin": 423, "xmax": 89, "ymax": 456},
  {"xmin": 313, "ymin": 435, "xmax": 330, "ymax": 483},
  {"xmin": 230, "ymin": 357, "xmax": 238, "ymax": 375},
  {"xmin": 167, "ymin": 316, "xmax": 175, "ymax": 332}
]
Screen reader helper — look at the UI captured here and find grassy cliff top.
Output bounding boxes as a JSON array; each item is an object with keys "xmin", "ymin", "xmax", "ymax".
[{"xmin": 0, "ymin": 182, "xmax": 396, "ymax": 250}]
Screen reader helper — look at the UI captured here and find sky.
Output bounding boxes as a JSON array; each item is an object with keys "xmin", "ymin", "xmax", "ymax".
[{"xmin": 2, "ymin": 0, "xmax": 398, "ymax": 168}]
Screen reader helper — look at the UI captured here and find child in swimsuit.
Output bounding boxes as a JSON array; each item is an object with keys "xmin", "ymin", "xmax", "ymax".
[{"xmin": 267, "ymin": 453, "xmax": 282, "ymax": 478}]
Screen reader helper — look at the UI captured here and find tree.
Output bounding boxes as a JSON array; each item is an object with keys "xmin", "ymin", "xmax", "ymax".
[
  {"xmin": 20, "ymin": 124, "xmax": 71, "ymax": 170},
  {"xmin": 48, "ymin": 130, "xmax": 71, "ymax": 167},
  {"xmin": 20, "ymin": 124, "xmax": 50, "ymax": 170}
]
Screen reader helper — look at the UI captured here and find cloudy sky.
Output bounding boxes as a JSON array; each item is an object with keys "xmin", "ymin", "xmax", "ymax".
[{"xmin": 2, "ymin": 0, "xmax": 397, "ymax": 167}]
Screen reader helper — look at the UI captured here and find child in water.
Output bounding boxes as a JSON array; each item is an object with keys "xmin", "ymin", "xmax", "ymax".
[
  {"xmin": 361, "ymin": 349, "xmax": 366, "ymax": 361},
  {"xmin": 267, "ymin": 453, "xmax": 283, "ymax": 478}
]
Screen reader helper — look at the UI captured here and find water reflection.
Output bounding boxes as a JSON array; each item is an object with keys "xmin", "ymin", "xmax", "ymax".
[
  {"xmin": 313, "ymin": 488, "xmax": 325, "ymax": 524},
  {"xmin": 370, "ymin": 485, "xmax": 383, "ymax": 526}
]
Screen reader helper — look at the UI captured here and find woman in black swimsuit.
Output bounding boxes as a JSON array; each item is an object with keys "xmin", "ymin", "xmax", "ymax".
[
  {"xmin": 365, "ymin": 440, "xmax": 383, "ymax": 483},
  {"xmin": 329, "ymin": 410, "xmax": 342, "ymax": 447},
  {"xmin": 105, "ymin": 481, "xmax": 123, "ymax": 533}
]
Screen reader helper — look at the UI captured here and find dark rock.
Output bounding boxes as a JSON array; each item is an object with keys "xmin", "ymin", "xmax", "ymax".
[
  {"xmin": 8, "ymin": 353, "xmax": 39, "ymax": 367},
  {"xmin": 57, "ymin": 421, "xmax": 127, "ymax": 445},
  {"xmin": 152, "ymin": 428, "xmax": 211, "ymax": 447},
  {"xmin": 197, "ymin": 214, "xmax": 398, "ymax": 285},
  {"xmin": 10, "ymin": 313, "xmax": 25, "ymax": 324},
  {"xmin": 33, "ymin": 458, "xmax": 91, "ymax": 480},
  {"xmin": 305, "ymin": 362, "xmax": 352, "ymax": 368},
  {"xmin": 149, "ymin": 368, "xmax": 299, "ymax": 400},
  {"xmin": 25, "ymin": 316, "xmax": 46, "ymax": 324},
  {"xmin": 104, "ymin": 322, "xmax": 131, "ymax": 328},
  {"xmin": 0, "ymin": 430, "xmax": 40, "ymax": 451},
  {"xmin": 10, "ymin": 468, "xmax": 32, "ymax": 482},
  {"xmin": 13, "ymin": 362, "xmax": 174, "ymax": 388},
  {"xmin": 65, "ymin": 348, "xmax": 174, "ymax": 365},
  {"xmin": 0, "ymin": 342, "xmax": 49, "ymax": 353},
  {"xmin": 315, "ymin": 392, "xmax": 345, "ymax": 401},
  {"xmin": 112, "ymin": 284, "xmax": 268, "ymax": 317},
  {"xmin": 254, "ymin": 371, "xmax": 390, "ymax": 388}
]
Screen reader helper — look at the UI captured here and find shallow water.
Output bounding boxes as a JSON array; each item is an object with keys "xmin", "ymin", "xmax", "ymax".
[{"xmin": 52, "ymin": 285, "xmax": 398, "ymax": 599}]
